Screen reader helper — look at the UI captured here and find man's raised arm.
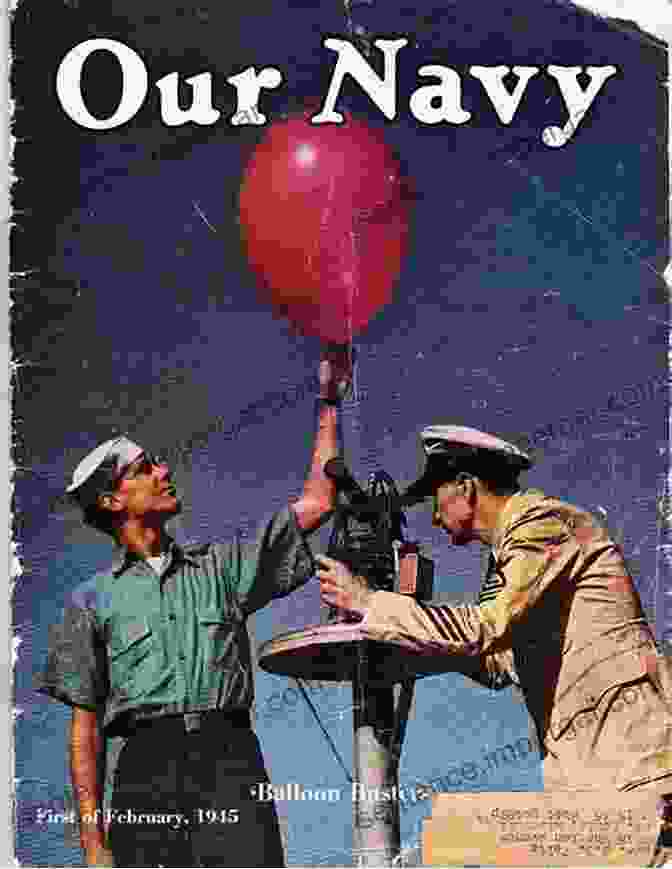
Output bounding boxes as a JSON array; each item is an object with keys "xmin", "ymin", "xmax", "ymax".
[
  {"xmin": 226, "ymin": 345, "xmax": 353, "ymax": 615},
  {"xmin": 292, "ymin": 345, "xmax": 352, "ymax": 532}
]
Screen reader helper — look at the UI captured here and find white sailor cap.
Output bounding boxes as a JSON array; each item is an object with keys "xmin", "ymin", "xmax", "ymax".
[
  {"xmin": 66, "ymin": 435, "xmax": 144, "ymax": 502},
  {"xmin": 403, "ymin": 425, "xmax": 532, "ymax": 503}
]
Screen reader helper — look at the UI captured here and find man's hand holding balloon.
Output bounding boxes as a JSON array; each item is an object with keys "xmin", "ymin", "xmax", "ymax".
[
  {"xmin": 318, "ymin": 343, "xmax": 354, "ymax": 403},
  {"xmin": 316, "ymin": 554, "xmax": 373, "ymax": 619}
]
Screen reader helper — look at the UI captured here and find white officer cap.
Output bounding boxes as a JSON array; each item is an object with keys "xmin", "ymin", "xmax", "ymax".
[
  {"xmin": 66, "ymin": 435, "xmax": 144, "ymax": 500},
  {"xmin": 403, "ymin": 425, "xmax": 532, "ymax": 503}
]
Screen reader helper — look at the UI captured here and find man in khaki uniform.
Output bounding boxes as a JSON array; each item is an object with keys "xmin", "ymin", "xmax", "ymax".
[{"xmin": 316, "ymin": 425, "xmax": 672, "ymax": 799}]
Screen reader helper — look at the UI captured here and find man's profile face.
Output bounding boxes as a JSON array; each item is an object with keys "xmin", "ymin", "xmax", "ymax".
[
  {"xmin": 112, "ymin": 452, "xmax": 181, "ymax": 521},
  {"xmin": 431, "ymin": 479, "xmax": 476, "ymax": 546}
]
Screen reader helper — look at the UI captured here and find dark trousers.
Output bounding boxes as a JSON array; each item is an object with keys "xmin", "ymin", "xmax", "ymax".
[{"xmin": 108, "ymin": 713, "xmax": 285, "ymax": 868}]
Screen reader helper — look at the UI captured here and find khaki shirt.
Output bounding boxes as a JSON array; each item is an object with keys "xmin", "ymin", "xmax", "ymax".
[{"xmin": 362, "ymin": 489, "xmax": 672, "ymax": 793}]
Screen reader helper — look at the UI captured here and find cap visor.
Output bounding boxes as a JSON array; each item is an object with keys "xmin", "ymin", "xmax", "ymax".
[{"xmin": 401, "ymin": 473, "xmax": 440, "ymax": 506}]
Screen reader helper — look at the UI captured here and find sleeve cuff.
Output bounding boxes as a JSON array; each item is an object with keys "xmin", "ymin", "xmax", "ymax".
[
  {"xmin": 33, "ymin": 678, "xmax": 99, "ymax": 710},
  {"xmin": 360, "ymin": 590, "xmax": 414, "ymax": 643}
]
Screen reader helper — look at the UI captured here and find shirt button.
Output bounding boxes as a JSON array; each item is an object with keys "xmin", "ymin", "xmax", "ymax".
[{"xmin": 169, "ymin": 614, "xmax": 176, "ymax": 621}]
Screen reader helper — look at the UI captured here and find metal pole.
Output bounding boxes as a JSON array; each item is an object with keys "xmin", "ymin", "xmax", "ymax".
[
  {"xmin": 352, "ymin": 642, "xmax": 400, "ymax": 867},
  {"xmin": 323, "ymin": 343, "xmax": 408, "ymax": 866}
]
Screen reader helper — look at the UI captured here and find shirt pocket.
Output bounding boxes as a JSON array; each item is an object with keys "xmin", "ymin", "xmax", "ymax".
[
  {"xmin": 106, "ymin": 618, "xmax": 154, "ymax": 699},
  {"xmin": 198, "ymin": 607, "xmax": 238, "ymax": 669}
]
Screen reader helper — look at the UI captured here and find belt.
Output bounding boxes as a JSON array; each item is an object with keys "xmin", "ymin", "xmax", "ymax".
[{"xmin": 118, "ymin": 708, "xmax": 251, "ymax": 735}]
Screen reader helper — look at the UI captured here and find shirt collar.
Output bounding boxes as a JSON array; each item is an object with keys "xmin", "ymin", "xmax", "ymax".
[
  {"xmin": 111, "ymin": 538, "xmax": 201, "ymax": 578},
  {"xmin": 492, "ymin": 488, "xmax": 546, "ymax": 550}
]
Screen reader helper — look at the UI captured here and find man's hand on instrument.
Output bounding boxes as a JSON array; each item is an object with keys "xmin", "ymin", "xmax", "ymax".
[
  {"xmin": 318, "ymin": 343, "xmax": 354, "ymax": 403},
  {"xmin": 316, "ymin": 554, "xmax": 373, "ymax": 618}
]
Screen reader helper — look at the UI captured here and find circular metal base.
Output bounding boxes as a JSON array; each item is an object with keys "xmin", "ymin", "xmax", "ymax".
[{"xmin": 258, "ymin": 623, "xmax": 461, "ymax": 682}]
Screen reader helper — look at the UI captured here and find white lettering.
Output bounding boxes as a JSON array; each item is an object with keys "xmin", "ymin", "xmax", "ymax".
[
  {"xmin": 255, "ymin": 782, "xmax": 275, "ymax": 801},
  {"xmin": 542, "ymin": 65, "xmax": 617, "ymax": 147},
  {"xmin": 227, "ymin": 66, "xmax": 283, "ymax": 126},
  {"xmin": 53, "ymin": 39, "xmax": 619, "ymax": 143},
  {"xmin": 469, "ymin": 65, "xmax": 540, "ymax": 124},
  {"xmin": 56, "ymin": 38, "xmax": 148, "ymax": 130},
  {"xmin": 410, "ymin": 65, "xmax": 471, "ymax": 125},
  {"xmin": 312, "ymin": 37, "xmax": 408, "ymax": 123},
  {"xmin": 155, "ymin": 72, "xmax": 221, "ymax": 127}
]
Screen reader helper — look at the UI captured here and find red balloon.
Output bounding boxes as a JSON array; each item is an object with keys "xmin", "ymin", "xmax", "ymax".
[{"xmin": 239, "ymin": 112, "xmax": 411, "ymax": 343}]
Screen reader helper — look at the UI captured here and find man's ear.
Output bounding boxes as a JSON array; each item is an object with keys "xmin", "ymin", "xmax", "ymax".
[{"xmin": 455, "ymin": 473, "xmax": 476, "ymax": 503}]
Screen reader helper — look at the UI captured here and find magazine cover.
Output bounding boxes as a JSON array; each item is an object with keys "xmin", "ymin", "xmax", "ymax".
[{"xmin": 11, "ymin": 0, "xmax": 670, "ymax": 866}]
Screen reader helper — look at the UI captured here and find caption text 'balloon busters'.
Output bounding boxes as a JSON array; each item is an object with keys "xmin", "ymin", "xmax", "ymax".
[{"xmin": 56, "ymin": 37, "xmax": 617, "ymax": 147}]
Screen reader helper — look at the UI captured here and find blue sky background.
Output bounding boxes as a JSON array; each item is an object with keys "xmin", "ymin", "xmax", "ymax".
[{"xmin": 12, "ymin": 0, "xmax": 668, "ymax": 865}]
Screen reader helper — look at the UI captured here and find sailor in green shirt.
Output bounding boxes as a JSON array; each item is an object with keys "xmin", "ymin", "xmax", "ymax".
[{"xmin": 35, "ymin": 348, "xmax": 351, "ymax": 868}]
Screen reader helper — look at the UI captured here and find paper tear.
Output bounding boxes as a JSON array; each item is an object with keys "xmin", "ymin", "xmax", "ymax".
[
  {"xmin": 567, "ymin": 0, "xmax": 671, "ymax": 42},
  {"xmin": 11, "ymin": 636, "xmax": 20, "ymax": 670}
]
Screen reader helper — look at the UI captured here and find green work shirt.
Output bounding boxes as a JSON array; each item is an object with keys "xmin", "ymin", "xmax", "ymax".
[{"xmin": 35, "ymin": 506, "xmax": 314, "ymax": 731}]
